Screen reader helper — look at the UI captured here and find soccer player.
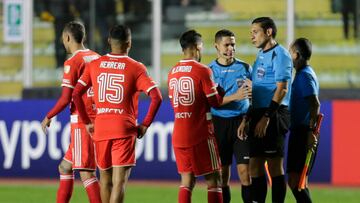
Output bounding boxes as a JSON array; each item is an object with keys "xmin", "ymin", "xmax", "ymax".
[
  {"xmin": 287, "ymin": 38, "xmax": 320, "ymax": 203},
  {"xmin": 168, "ymin": 30, "xmax": 224, "ymax": 203},
  {"xmin": 247, "ymin": 17, "xmax": 292, "ymax": 203},
  {"xmin": 209, "ymin": 29, "xmax": 252, "ymax": 203},
  {"xmin": 41, "ymin": 21, "xmax": 101, "ymax": 203},
  {"xmin": 72, "ymin": 25, "xmax": 162, "ymax": 203}
]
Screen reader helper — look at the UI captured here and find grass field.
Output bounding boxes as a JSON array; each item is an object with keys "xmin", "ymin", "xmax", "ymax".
[{"xmin": 1, "ymin": 180, "xmax": 360, "ymax": 203}]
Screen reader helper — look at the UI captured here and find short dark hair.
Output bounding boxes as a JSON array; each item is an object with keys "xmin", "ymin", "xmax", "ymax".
[
  {"xmin": 179, "ymin": 30, "xmax": 202, "ymax": 50},
  {"xmin": 109, "ymin": 25, "xmax": 131, "ymax": 43},
  {"xmin": 252, "ymin": 17, "xmax": 277, "ymax": 38},
  {"xmin": 292, "ymin": 38, "xmax": 312, "ymax": 60},
  {"xmin": 215, "ymin": 29, "xmax": 235, "ymax": 42},
  {"xmin": 63, "ymin": 21, "xmax": 86, "ymax": 43}
]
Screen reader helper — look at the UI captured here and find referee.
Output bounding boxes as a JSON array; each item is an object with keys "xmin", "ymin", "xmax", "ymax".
[
  {"xmin": 247, "ymin": 17, "xmax": 292, "ymax": 203},
  {"xmin": 287, "ymin": 38, "xmax": 320, "ymax": 203},
  {"xmin": 209, "ymin": 29, "xmax": 252, "ymax": 203}
]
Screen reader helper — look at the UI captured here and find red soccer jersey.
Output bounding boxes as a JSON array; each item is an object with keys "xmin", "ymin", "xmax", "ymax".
[
  {"xmin": 78, "ymin": 54, "xmax": 157, "ymax": 141},
  {"xmin": 61, "ymin": 49, "xmax": 100, "ymax": 120},
  {"xmin": 168, "ymin": 59, "xmax": 220, "ymax": 148}
]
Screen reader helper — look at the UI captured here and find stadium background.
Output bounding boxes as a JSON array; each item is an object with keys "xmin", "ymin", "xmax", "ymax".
[{"xmin": 0, "ymin": 0, "xmax": 360, "ymax": 202}]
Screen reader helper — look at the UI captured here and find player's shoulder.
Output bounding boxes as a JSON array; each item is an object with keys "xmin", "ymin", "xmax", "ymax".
[
  {"xmin": 274, "ymin": 44, "xmax": 291, "ymax": 58},
  {"xmin": 234, "ymin": 58, "xmax": 251, "ymax": 70}
]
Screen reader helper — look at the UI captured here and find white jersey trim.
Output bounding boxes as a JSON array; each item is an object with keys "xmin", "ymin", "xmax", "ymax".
[
  {"xmin": 146, "ymin": 85, "xmax": 158, "ymax": 93},
  {"xmin": 61, "ymin": 84, "xmax": 74, "ymax": 89},
  {"xmin": 78, "ymin": 79, "xmax": 87, "ymax": 86},
  {"xmin": 106, "ymin": 54, "xmax": 129, "ymax": 58},
  {"xmin": 67, "ymin": 49, "xmax": 90, "ymax": 61},
  {"xmin": 179, "ymin": 59, "xmax": 198, "ymax": 63},
  {"xmin": 206, "ymin": 91, "xmax": 218, "ymax": 98}
]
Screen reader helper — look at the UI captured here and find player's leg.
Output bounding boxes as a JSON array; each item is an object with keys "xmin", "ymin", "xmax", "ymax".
[
  {"xmin": 75, "ymin": 122, "xmax": 101, "ymax": 203},
  {"xmin": 248, "ymin": 109, "xmax": 267, "ymax": 203},
  {"xmin": 267, "ymin": 157, "xmax": 286, "ymax": 203},
  {"xmin": 237, "ymin": 164, "xmax": 251, "ymax": 203},
  {"xmin": 57, "ymin": 146, "xmax": 74, "ymax": 203},
  {"xmin": 99, "ymin": 168, "xmax": 112, "ymax": 203},
  {"xmin": 287, "ymin": 127, "xmax": 312, "ymax": 203},
  {"xmin": 191, "ymin": 136, "xmax": 222, "ymax": 203},
  {"xmin": 204, "ymin": 171, "xmax": 223, "ymax": 203},
  {"xmin": 233, "ymin": 117, "xmax": 252, "ymax": 203},
  {"xmin": 179, "ymin": 173, "xmax": 196, "ymax": 203},
  {"xmin": 220, "ymin": 165, "xmax": 231, "ymax": 203},
  {"xmin": 109, "ymin": 136, "xmax": 136, "ymax": 203},
  {"xmin": 110, "ymin": 166, "xmax": 132, "ymax": 203},
  {"xmin": 173, "ymin": 146, "xmax": 195, "ymax": 203},
  {"xmin": 266, "ymin": 106, "xmax": 290, "ymax": 203},
  {"xmin": 212, "ymin": 115, "xmax": 232, "ymax": 203},
  {"xmin": 94, "ymin": 139, "xmax": 114, "ymax": 203},
  {"xmin": 249, "ymin": 157, "xmax": 267, "ymax": 203},
  {"xmin": 79, "ymin": 171, "xmax": 101, "ymax": 203}
]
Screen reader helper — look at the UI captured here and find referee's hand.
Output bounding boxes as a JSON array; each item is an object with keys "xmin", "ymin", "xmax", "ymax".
[
  {"xmin": 254, "ymin": 116, "xmax": 270, "ymax": 137},
  {"xmin": 237, "ymin": 119, "xmax": 248, "ymax": 140},
  {"xmin": 307, "ymin": 132, "xmax": 318, "ymax": 153}
]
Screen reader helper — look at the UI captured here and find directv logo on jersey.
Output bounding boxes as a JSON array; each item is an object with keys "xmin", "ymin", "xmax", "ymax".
[
  {"xmin": 97, "ymin": 108, "xmax": 124, "ymax": 114},
  {"xmin": 175, "ymin": 112, "xmax": 192, "ymax": 119}
]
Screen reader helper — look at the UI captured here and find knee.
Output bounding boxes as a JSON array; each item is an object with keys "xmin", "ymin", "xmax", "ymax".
[
  {"xmin": 79, "ymin": 171, "xmax": 96, "ymax": 181},
  {"xmin": 237, "ymin": 166, "xmax": 251, "ymax": 185},
  {"xmin": 287, "ymin": 174, "xmax": 300, "ymax": 189},
  {"xmin": 58, "ymin": 162, "xmax": 72, "ymax": 174}
]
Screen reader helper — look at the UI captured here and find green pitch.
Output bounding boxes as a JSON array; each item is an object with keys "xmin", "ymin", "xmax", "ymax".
[{"xmin": 1, "ymin": 181, "xmax": 360, "ymax": 203}]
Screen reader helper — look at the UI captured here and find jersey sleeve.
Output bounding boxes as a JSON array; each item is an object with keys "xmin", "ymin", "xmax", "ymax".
[
  {"xmin": 201, "ymin": 67, "xmax": 218, "ymax": 98},
  {"xmin": 78, "ymin": 63, "xmax": 92, "ymax": 87},
  {"xmin": 274, "ymin": 50, "xmax": 292, "ymax": 82},
  {"xmin": 299, "ymin": 72, "xmax": 318, "ymax": 98},
  {"xmin": 135, "ymin": 63, "xmax": 157, "ymax": 94},
  {"xmin": 61, "ymin": 60, "xmax": 81, "ymax": 89}
]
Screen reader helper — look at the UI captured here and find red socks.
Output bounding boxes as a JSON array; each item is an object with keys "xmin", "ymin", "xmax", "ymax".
[
  {"xmin": 208, "ymin": 187, "xmax": 223, "ymax": 203},
  {"xmin": 179, "ymin": 186, "xmax": 192, "ymax": 203},
  {"xmin": 57, "ymin": 173, "xmax": 74, "ymax": 203},
  {"xmin": 83, "ymin": 177, "xmax": 102, "ymax": 203}
]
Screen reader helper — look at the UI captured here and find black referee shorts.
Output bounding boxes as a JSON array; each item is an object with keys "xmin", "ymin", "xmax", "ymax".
[
  {"xmin": 287, "ymin": 125, "xmax": 318, "ymax": 173},
  {"xmin": 212, "ymin": 115, "xmax": 250, "ymax": 166},
  {"xmin": 248, "ymin": 106, "xmax": 290, "ymax": 158}
]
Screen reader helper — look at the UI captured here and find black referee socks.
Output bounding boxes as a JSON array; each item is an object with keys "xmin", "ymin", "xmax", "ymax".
[
  {"xmin": 222, "ymin": 186, "xmax": 230, "ymax": 203},
  {"xmin": 251, "ymin": 175, "xmax": 267, "ymax": 203},
  {"xmin": 291, "ymin": 187, "xmax": 312, "ymax": 203},
  {"xmin": 272, "ymin": 175, "xmax": 286, "ymax": 203},
  {"xmin": 241, "ymin": 184, "xmax": 252, "ymax": 203}
]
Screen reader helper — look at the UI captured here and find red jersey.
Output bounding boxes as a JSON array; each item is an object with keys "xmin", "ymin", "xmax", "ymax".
[
  {"xmin": 168, "ymin": 59, "xmax": 220, "ymax": 148},
  {"xmin": 78, "ymin": 54, "xmax": 157, "ymax": 141},
  {"xmin": 61, "ymin": 49, "xmax": 100, "ymax": 120}
]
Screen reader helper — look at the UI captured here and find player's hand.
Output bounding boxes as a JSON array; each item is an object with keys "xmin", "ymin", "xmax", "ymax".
[
  {"xmin": 234, "ymin": 83, "xmax": 252, "ymax": 101},
  {"xmin": 85, "ymin": 123, "xmax": 94, "ymax": 135},
  {"xmin": 137, "ymin": 125, "xmax": 148, "ymax": 139},
  {"xmin": 307, "ymin": 131, "xmax": 318, "ymax": 153},
  {"xmin": 237, "ymin": 119, "xmax": 248, "ymax": 140},
  {"xmin": 254, "ymin": 116, "xmax": 270, "ymax": 138},
  {"xmin": 41, "ymin": 117, "xmax": 51, "ymax": 134}
]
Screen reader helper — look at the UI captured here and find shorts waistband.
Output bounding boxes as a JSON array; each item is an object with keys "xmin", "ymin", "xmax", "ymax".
[{"xmin": 212, "ymin": 114, "xmax": 245, "ymax": 120}]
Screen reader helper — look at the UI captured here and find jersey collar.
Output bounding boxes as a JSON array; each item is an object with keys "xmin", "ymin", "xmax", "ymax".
[{"xmin": 106, "ymin": 53, "xmax": 128, "ymax": 58}]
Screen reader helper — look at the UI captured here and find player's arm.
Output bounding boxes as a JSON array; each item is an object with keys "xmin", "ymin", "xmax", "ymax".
[
  {"xmin": 306, "ymin": 94, "xmax": 320, "ymax": 151},
  {"xmin": 72, "ymin": 82, "xmax": 91, "ymax": 125},
  {"xmin": 138, "ymin": 87, "xmax": 163, "ymax": 138},
  {"xmin": 135, "ymin": 64, "xmax": 163, "ymax": 138},
  {"xmin": 41, "ymin": 87, "xmax": 73, "ymax": 133}
]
